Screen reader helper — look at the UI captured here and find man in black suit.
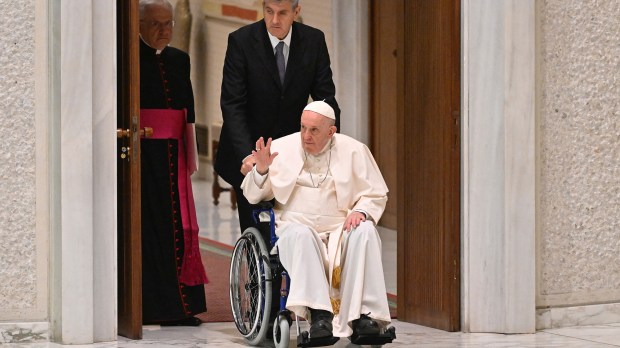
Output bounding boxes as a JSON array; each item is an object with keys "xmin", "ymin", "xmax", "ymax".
[{"xmin": 216, "ymin": 0, "xmax": 340, "ymax": 232}]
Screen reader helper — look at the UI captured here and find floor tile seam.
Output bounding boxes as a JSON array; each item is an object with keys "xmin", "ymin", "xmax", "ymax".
[{"xmin": 542, "ymin": 331, "xmax": 620, "ymax": 347}]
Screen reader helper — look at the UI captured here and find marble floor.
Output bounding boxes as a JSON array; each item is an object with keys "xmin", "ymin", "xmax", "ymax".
[
  {"xmin": 9, "ymin": 178, "xmax": 619, "ymax": 347},
  {"xmin": 10, "ymin": 321, "xmax": 620, "ymax": 347}
]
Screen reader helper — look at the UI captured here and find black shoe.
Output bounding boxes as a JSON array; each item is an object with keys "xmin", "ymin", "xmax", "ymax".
[
  {"xmin": 160, "ymin": 316, "xmax": 203, "ymax": 326},
  {"xmin": 309, "ymin": 308, "xmax": 334, "ymax": 338},
  {"xmin": 352, "ymin": 314, "xmax": 380, "ymax": 336}
]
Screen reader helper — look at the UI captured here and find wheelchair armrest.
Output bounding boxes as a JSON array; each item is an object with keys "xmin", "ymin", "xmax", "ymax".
[{"xmin": 252, "ymin": 200, "xmax": 277, "ymax": 247}]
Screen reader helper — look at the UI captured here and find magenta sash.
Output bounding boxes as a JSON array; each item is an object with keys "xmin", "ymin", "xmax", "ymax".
[{"xmin": 141, "ymin": 109, "xmax": 208, "ymax": 286}]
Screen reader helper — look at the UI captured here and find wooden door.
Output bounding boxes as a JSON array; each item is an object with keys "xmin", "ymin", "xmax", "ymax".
[
  {"xmin": 370, "ymin": 0, "xmax": 398, "ymax": 229},
  {"xmin": 117, "ymin": 0, "xmax": 142, "ymax": 339},
  {"xmin": 396, "ymin": 0, "xmax": 461, "ymax": 331}
]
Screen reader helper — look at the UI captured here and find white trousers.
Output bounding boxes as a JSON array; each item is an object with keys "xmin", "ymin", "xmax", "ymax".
[{"xmin": 277, "ymin": 220, "xmax": 391, "ymax": 337}]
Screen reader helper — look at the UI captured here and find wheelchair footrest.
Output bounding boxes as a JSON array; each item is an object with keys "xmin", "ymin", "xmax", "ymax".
[
  {"xmin": 350, "ymin": 326, "xmax": 396, "ymax": 345},
  {"xmin": 297, "ymin": 331, "xmax": 340, "ymax": 347}
]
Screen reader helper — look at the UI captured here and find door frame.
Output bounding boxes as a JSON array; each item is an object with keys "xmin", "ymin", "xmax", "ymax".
[
  {"xmin": 397, "ymin": 0, "xmax": 461, "ymax": 331},
  {"xmin": 117, "ymin": 0, "xmax": 142, "ymax": 339},
  {"xmin": 39, "ymin": 0, "xmax": 536, "ymax": 341}
]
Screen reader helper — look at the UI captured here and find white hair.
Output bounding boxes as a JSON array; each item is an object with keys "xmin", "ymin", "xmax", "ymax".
[
  {"xmin": 139, "ymin": 0, "xmax": 173, "ymax": 20},
  {"xmin": 263, "ymin": 0, "xmax": 300, "ymax": 10}
]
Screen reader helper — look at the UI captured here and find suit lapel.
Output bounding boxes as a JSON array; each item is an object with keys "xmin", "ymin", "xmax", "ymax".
[
  {"xmin": 253, "ymin": 22, "xmax": 282, "ymax": 89},
  {"xmin": 283, "ymin": 22, "xmax": 305, "ymax": 90}
]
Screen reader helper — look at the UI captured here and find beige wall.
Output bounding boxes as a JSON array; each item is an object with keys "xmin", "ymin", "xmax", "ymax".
[
  {"xmin": 537, "ymin": 0, "xmax": 620, "ymax": 308},
  {"xmin": 0, "ymin": 0, "xmax": 47, "ymax": 322}
]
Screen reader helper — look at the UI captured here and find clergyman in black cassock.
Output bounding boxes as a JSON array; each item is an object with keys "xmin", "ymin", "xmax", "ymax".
[{"xmin": 138, "ymin": 0, "xmax": 207, "ymax": 327}]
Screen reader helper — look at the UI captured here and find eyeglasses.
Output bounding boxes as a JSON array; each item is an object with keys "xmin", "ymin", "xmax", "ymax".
[{"xmin": 141, "ymin": 20, "xmax": 175, "ymax": 30}]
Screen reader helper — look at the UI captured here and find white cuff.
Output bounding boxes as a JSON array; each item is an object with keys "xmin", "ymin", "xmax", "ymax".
[
  {"xmin": 353, "ymin": 209, "xmax": 370, "ymax": 221},
  {"xmin": 252, "ymin": 166, "xmax": 268, "ymax": 188}
]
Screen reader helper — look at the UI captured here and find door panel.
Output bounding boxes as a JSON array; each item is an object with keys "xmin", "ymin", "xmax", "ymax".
[
  {"xmin": 117, "ymin": 0, "xmax": 142, "ymax": 339},
  {"xmin": 396, "ymin": 0, "xmax": 461, "ymax": 331},
  {"xmin": 370, "ymin": 0, "xmax": 399, "ymax": 229}
]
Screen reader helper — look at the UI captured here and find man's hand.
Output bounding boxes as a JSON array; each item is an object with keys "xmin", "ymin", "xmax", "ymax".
[
  {"xmin": 253, "ymin": 137, "xmax": 278, "ymax": 175},
  {"xmin": 343, "ymin": 211, "xmax": 366, "ymax": 232},
  {"xmin": 240, "ymin": 155, "xmax": 256, "ymax": 176}
]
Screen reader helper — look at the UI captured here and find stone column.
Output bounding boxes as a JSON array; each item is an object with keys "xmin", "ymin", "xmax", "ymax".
[
  {"xmin": 332, "ymin": 0, "xmax": 369, "ymax": 143},
  {"xmin": 461, "ymin": 0, "xmax": 536, "ymax": 333},
  {"xmin": 171, "ymin": 0, "xmax": 192, "ymax": 53},
  {"xmin": 49, "ymin": 0, "xmax": 117, "ymax": 343}
]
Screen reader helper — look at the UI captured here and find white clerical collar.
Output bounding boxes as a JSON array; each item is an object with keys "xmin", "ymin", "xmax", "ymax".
[
  {"xmin": 140, "ymin": 35, "xmax": 166, "ymax": 55},
  {"xmin": 267, "ymin": 27, "xmax": 292, "ymax": 50}
]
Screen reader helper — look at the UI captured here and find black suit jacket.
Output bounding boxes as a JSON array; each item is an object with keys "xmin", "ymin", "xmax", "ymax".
[{"xmin": 216, "ymin": 20, "xmax": 340, "ymax": 188}]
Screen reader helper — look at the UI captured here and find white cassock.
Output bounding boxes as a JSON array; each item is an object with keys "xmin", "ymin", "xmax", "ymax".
[{"xmin": 241, "ymin": 133, "xmax": 391, "ymax": 337}]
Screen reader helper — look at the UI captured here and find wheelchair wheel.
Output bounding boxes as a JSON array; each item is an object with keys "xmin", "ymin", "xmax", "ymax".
[
  {"xmin": 273, "ymin": 314, "xmax": 290, "ymax": 348},
  {"xmin": 229, "ymin": 227, "xmax": 273, "ymax": 346}
]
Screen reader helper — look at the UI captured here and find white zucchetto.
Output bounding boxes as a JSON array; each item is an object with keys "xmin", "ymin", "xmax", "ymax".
[{"xmin": 303, "ymin": 100, "xmax": 335, "ymax": 120}]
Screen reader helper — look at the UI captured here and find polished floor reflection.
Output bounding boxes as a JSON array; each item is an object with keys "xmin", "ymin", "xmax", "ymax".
[{"xmin": 9, "ymin": 178, "xmax": 619, "ymax": 347}]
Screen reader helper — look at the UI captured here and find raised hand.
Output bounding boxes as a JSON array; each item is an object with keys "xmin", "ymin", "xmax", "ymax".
[{"xmin": 252, "ymin": 137, "xmax": 279, "ymax": 175}]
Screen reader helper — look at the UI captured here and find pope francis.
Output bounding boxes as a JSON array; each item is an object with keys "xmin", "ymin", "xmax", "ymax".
[{"xmin": 241, "ymin": 101, "xmax": 391, "ymax": 338}]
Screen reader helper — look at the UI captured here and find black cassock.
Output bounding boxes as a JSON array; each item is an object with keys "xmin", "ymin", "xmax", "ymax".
[{"xmin": 139, "ymin": 39, "xmax": 207, "ymax": 323}]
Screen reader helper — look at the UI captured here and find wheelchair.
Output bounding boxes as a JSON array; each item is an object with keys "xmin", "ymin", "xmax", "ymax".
[{"xmin": 229, "ymin": 203, "xmax": 396, "ymax": 347}]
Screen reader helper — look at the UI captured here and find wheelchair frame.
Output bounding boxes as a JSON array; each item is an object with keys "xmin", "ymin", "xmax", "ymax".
[{"xmin": 229, "ymin": 204, "xmax": 395, "ymax": 347}]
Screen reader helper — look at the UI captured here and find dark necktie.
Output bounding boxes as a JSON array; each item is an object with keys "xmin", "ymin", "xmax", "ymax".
[{"xmin": 275, "ymin": 41, "xmax": 286, "ymax": 85}]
